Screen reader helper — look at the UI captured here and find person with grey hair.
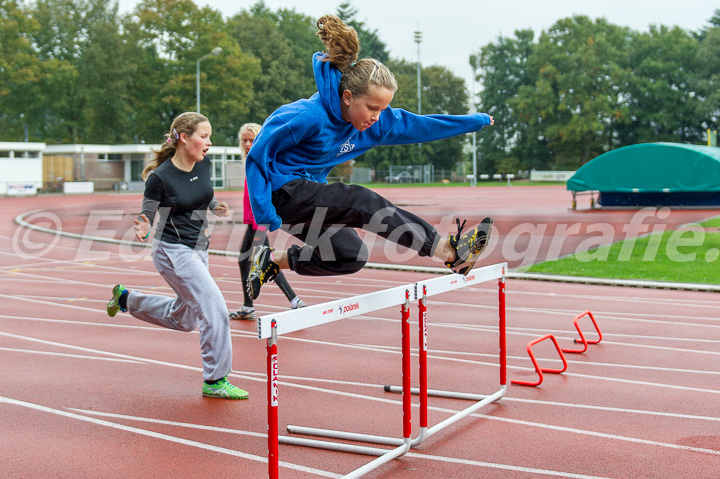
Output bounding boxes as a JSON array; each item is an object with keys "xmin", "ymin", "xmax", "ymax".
[
  {"xmin": 245, "ymin": 15, "xmax": 495, "ymax": 300},
  {"xmin": 229, "ymin": 122, "xmax": 306, "ymax": 320}
]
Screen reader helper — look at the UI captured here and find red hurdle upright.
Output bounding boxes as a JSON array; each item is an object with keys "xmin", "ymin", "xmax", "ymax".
[{"xmin": 266, "ymin": 323, "xmax": 279, "ymax": 479}]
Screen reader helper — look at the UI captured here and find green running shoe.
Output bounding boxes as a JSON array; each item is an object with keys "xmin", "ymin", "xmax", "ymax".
[
  {"xmin": 246, "ymin": 245, "xmax": 279, "ymax": 300},
  {"xmin": 445, "ymin": 217, "xmax": 493, "ymax": 275},
  {"xmin": 202, "ymin": 377, "xmax": 249, "ymax": 400},
  {"xmin": 107, "ymin": 284, "xmax": 128, "ymax": 317}
]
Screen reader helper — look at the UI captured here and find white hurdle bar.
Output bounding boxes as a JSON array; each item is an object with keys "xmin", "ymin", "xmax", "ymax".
[
  {"xmin": 259, "ymin": 285, "xmax": 414, "ymax": 479},
  {"xmin": 289, "ymin": 262, "xmax": 508, "ymax": 450}
]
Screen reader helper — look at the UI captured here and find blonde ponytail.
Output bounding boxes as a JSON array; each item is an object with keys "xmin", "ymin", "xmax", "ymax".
[
  {"xmin": 316, "ymin": 15, "xmax": 359, "ymax": 72},
  {"xmin": 315, "ymin": 15, "xmax": 398, "ymax": 98}
]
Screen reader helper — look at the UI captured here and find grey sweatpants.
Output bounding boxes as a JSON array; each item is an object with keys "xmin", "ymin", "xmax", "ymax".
[{"xmin": 126, "ymin": 241, "xmax": 232, "ymax": 382}]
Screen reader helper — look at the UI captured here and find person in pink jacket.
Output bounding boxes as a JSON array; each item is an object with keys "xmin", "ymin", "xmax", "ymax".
[{"xmin": 229, "ymin": 123, "xmax": 306, "ymax": 320}]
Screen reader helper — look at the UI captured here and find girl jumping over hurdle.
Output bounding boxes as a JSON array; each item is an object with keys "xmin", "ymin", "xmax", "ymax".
[{"xmin": 245, "ymin": 15, "xmax": 495, "ymax": 300}]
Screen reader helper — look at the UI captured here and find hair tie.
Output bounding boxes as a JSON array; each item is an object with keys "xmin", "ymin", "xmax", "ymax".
[{"xmin": 166, "ymin": 137, "xmax": 172, "ymax": 143}]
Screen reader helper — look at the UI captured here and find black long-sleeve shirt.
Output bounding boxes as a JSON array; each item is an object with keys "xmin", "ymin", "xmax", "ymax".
[{"xmin": 141, "ymin": 156, "xmax": 218, "ymax": 250}]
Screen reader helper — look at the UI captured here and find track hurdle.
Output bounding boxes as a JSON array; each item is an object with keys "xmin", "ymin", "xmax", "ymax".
[
  {"xmin": 258, "ymin": 284, "xmax": 414, "ymax": 479},
  {"xmin": 289, "ymin": 263, "xmax": 507, "ymax": 449},
  {"xmin": 258, "ymin": 262, "xmax": 508, "ymax": 477},
  {"xmin": 383, "ymin": 262, "xmax": 508, "ymax": 445},
  {"xmin": 511, "ymin": 334, "xmax": 568, "ymax": 387},
  {"xmin": 562, "ymin": 310, "xmax": 602, "ymax": 354}
]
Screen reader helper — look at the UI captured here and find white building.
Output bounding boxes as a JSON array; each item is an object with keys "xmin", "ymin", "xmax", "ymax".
[
  {"xmin": 0, "ymin": 142, "xmax": 46, "ymax": 196},
  {"xmin": 0, "ymin": 142, "xmax": 247, "ymax": 195}
]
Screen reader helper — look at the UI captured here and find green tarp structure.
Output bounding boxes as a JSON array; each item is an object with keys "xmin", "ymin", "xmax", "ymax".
[{"xmin": 567, "ymin": 142, "xmax": 720, "ymax": 207}]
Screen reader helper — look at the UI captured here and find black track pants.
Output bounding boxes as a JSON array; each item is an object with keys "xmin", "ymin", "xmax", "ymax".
[{"xmin": 270, "ymin": 179, "xmax": 439, "ymax": 276}]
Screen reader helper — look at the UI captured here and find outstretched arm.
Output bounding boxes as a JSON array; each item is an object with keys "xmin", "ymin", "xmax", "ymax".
[{"xmin": 377, "ymin": 108, "xmax": 494, "ymax": 146}]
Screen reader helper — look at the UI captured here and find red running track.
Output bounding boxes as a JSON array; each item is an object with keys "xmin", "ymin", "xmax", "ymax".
[{"xmin": 1, "ymin": 187, "xmax": 719, "ymax": 478}]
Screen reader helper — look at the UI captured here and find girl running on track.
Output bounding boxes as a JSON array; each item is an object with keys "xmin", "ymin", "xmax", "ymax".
[
  {"xmin": 245, "ymin": 15, "xmax": 494, "ymax": 300},
  {"xmin": 229, "ymin": 123, "xmax": 306, "ymax": 320},
  {"xmin": 106, "ymin": 112, "xmax": 248, "ymax": 400}
]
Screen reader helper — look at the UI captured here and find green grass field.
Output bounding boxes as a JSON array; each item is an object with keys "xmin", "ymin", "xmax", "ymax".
[
  {"xmin": 523, "ymin": 219, "xmax": 720, "ymax": 284},
  {"xmin": 358, "ymin": 180, "xmax": 565, "ymax": 188},
  {"xmin": 223, "ymin": 180, "xmax": 563, "ymax": 192}
]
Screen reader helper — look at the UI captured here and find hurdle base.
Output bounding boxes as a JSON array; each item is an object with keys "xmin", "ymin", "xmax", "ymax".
[
  {"xmin": 384, "ymin": 384, "xmax": 499, "ymax": 402},
  {"xmin": 342, "ymin": 439, "xmax": 411, "ymax": 479},
  {"xmin": 279, "ymin": 433, "xmax": 411, "ymax": 479},
  {"xmin": 286, "ymin": 425, "xmax": 405, "ymax": 447},
  {"xmin": 383, "ymin": 385, "xmax": 506, "ymax": 443},
  {"xmin": 279, "ymin": 434, "xmax": 390, "ymax": 456}
]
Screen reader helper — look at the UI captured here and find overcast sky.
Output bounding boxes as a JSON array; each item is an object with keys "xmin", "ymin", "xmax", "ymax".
[{"xmin": 118, "ymin": 0, "xmax": 717, "ymax": 89}]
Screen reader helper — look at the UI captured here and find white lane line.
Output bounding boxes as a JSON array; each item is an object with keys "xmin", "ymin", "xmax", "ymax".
[
  {"xmin": 431, "ymin": 321, "xmax": 720, "ymax": 345},
  {"xmin": 0, "ymin": 292, "xmax": 119, "ymax": 313},
  {"xmin": 0, "ymin": 347, "xmax": 143, "ymax": 364},
  {"xmin": 215, "ymin": 375, "xmax": 720, "ymax": 457},
  {"xmin": 353, "ymin": 315, "xmax": 720, "ymax": 356},
  {"xmin": 4, "ymin": 248, "xmax": 718, "ymax": 332},
  {"xmin": 220, "ymin": 368, "xmax": 720, "ymax": 423},
  {"xmin": 354, "ymin": 344, "xmax": 720, "ymax": 376},
  {"xmin": 0, "ymin": 396, "xmax": 340, "ymax": 478},
  {"xmin": 9, "ymin": 212, "xmax": 720, "ymax": 308},
  {"xmin": 70, "ymin": 408, "xmax": 613, "ymax": 479},
  {"xmin": 4, "ymin": 314, "xmax": 719, "ymax": 396},
  {"xmin": 4, "ymin": 324, "xmax": 720, "ymax": 428},
  {"xmin": 435, "ymin": 321, "xmax": 720, "ymax": 344},
  {"xmin": 499, "ymin": 397, "xmax": 720, "ymax": 422},
  {"xmin": 4, "ymin": 308, "xmax": 719, "ymax": 396},
  {"xmin": 348, "ymin": 313, "xmax": 720, "ymax": 349},
  {"xmin": 0, "ymin": 330, "xmax": 243, "ymax": 372},
  {"xmin": 0, "ymin": 315, "xmax": 179, "ymax": 332},
  {"xmin": 403, "ymin": 452, "xmax": 613, "ymax": 479},
  {"xmin": 68, "ymin": 408, "xmax": 267, "ymax": 437},
  {"xmin": 470, "ymin": 412, "xmax": 720, "ymax": 456},
  {"xmin": 1, "ymin": 324, "xmax": 718, "ymax": 460},
  {"xmin": 270, "ymin": 334, "xmax": 720, "ymax": 394},
  {"xmin": 503, "ymin": 287, "xmax": 720, "ymax": 308},
  {"xmin": 426, "ymin": 301, "xmax": 720, "ymax": 327},
  {"xmin": 506, "ymin": 306, "xmax": 720, "ymax": 327}
]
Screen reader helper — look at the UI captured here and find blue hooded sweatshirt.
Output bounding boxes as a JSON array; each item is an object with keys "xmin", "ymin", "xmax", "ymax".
[{"xmin": 246, "ymin": 52, "xmax": 493, "ymax": 231}]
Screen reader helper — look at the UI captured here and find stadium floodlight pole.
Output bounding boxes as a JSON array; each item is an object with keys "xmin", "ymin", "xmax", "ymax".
[
  {"xmin": 414, "ymin": 29, "xmax": 422, "ymax": 115},
  {"xmin": 196, "ymin": 47, "xmax": 222, "ymax": 113},
  {"xmin": 470, "ymin": 55, "xmax": 478, "ymax": 187},
  {"xmin": 414, "ymin": 28, "xmax": 423, "ymax": 175}
]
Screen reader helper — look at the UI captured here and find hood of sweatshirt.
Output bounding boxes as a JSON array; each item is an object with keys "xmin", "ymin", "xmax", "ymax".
[{"xmin": 313, "ymin": 52, "xmax": 345, "ymax": 124}]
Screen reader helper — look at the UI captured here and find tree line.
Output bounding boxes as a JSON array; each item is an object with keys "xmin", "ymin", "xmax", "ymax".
[
  {"xmin": 1, "ymin": 0, "xmax": 718, "ymax": 175},
  {"xmin": 476, "ymin": 11, "xmax": 720, "ymax": 174}
]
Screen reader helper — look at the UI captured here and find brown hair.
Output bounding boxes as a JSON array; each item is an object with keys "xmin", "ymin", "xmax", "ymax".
[
  {"xmin": 143, "ymin": 112, "xmax": 209, "ymax": 180},
  {"xmin": 237, "ymin": 122, "xmax": 262, "ymax": 161},
  {"xmin": 315, "ymin": 15, "xmax": 397, "ymax": 97}
]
